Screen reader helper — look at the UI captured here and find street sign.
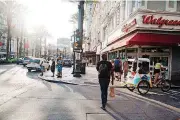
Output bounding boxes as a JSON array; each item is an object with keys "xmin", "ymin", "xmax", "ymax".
[
  {"xmin": 73, "ymin": 48, "xmax": 83, "ymax": 53},
  {"xmin": 75, "ymin": 53, "xmax": 80, "ymax": 60}
]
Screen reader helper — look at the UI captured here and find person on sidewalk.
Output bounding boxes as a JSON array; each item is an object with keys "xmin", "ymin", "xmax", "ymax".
[
  {"xmin": 123, "ymin": 59, "xmax": 129, "ymax": 80},
  {"xmin": 57, "ymin": 57, "xmax": 63, "ymax": 78},
  {"xmin": 40, "ymin": 61, "xmax": 44, "ymax": 76},
  {"xmin": 51, "ymin": 59, "xmax": 55, "ymax": 77},
  {"xmin": 114, "ymin": 57, "xmax": 122, "ymax": 81},
  {"xmin": 110, "ymin": 59, "xmax": 115, "ymax": 85},
  {"xmin": 96, "ymin": 54, "xmax": 112, "ymax": 110}
]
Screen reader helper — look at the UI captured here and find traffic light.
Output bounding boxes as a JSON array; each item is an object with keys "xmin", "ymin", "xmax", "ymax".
[
  {"xmin": 74, "ymin": 41, "xmax": 82, "ymax": 48},
  {"xmin": 75, "ymin": 29, "xmax": 82, "ymax": 49},
  {"xmin": 76, "ymin": 29, "xmax": 81, "ymax": 41}
]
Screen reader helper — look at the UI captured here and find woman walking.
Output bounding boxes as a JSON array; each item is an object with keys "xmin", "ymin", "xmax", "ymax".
[
  {"xmin": 51, "ymin": 59, "xmax": 55, "ymax": 77},
  {"xmin": 57, "ymin": 57, "xmax": 63, "ymax": 78}
]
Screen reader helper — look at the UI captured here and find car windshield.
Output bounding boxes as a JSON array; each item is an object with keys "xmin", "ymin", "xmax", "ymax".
[
  {"xmin": 24, "ymin": 57, "xmax": 30, "ymax": 60},
  {"xmin": 33, "ymin": 59, "xmax": 40, "ymax": 64},
  {"xmin": 64, "ymin": 60, "xmax": 70, "ymax": 62}
]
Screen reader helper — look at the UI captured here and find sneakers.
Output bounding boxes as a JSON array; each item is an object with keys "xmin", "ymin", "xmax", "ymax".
[
  {"xmin": 101, "ymin": 106, "xmax": 106, "ymax": 110},
  {"xmin": 101, "ymin": 104, "xmax": 106, "ymax": 110}
]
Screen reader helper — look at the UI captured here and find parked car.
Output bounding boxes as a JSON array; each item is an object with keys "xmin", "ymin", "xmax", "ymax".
[
  {"xmin": 26, "ymin": 58, "xmax": 50, "ymax": 72},
  {"xmin": 63, "ymin": 59, "xmax": 72, "ymax": 67},
  {"xmin": 0, "ymin": 57, "xmax": 6, "ymax": 63},
  {"xmin": 8, "ymin": 57, "xmax": 17, "ymax": 63},
  {"xmin": 22, "ymin": 57, "xmax": 32, "ymax": 67},
  {"xmin": 16, "ymin": 58, "xmax": 24, "ymax": 65}
]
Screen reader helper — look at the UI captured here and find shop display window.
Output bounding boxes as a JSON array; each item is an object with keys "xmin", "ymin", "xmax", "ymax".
[{"xmin": 142, "ymin": 47, "xmax": 169, "ymax": 53}]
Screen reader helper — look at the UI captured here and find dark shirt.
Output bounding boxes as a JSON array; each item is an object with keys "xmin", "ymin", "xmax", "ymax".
[
  {"xmin": 96, "ymin": 60, "xmax": 112, "ymax": 79},
  {"xmin": 51, "ymin": 61, "xmax": 55, "ymax": 72}
]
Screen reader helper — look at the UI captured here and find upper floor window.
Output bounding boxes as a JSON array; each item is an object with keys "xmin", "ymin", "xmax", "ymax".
[
  {"xmin": 141, "ymin": 0, "xmax": 145, "ymax": 6},
  {"xmin": 116, "ymin": 7, "xmax": 120, "ymax": 26},
  {"xmin": 177, "ymin": 1, "xmax": 180, "ymax": 11},
  {"xmin": 169, "ymin": 0, "xmax": 175, "ymax": 8},
  {"xmin": 147, "ymin": 1, "xmax": 166, "ymax": 11}
]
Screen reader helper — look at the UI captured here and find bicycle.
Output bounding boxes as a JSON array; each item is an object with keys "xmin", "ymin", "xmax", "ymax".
[{"xmin": 152, "ymin": 71, "xmax": 171, "ymax": 92}]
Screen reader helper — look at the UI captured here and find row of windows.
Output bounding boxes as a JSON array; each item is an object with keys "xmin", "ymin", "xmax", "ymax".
[{"xmin": 88, "ymin": 1, "xmax": 180, "ymax": 50}]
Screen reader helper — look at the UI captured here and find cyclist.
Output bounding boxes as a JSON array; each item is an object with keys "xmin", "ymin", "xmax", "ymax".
[{"xmin": 154, "ymin": 60, "xmax": 163, "ymax": 86}]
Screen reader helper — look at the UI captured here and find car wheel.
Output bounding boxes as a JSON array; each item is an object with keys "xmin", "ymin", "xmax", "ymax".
[
  {"xmin": 23, "ymin": 64, "xmax": 26, "ymax": 67},
  {"xmin": 28, "ymin": 69, "xmax": 31, "ymax": 72}
]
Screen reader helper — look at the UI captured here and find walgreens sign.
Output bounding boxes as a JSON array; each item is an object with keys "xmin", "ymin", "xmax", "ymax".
[{"xmin": 142, "ymin": 15, "xmax": 180, "ymax": 27}]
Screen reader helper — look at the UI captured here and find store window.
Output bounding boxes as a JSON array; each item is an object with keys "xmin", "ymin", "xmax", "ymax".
[{"xmin": 142, "ymin": 47, "xmax": 170, "ymax": 53}]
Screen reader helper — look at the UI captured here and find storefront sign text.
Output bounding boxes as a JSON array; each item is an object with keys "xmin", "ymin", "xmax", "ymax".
[
  {"xmin": 122, "ymin": 19, "xmax": 137, "ymax": 32},
  {"xmin": 142, "ymin": 15, "xmax": 180, "ymax": 27}
]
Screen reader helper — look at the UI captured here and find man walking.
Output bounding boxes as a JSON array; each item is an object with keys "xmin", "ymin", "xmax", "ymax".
[{"xmin": 96, "ymin": 54, "xmax": 112, "ymax": 110}]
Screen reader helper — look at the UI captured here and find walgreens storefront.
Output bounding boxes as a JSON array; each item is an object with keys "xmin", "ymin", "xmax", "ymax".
[{"xmin": 102, "ymin": 10, "xmax": 180, "ymax": 84}]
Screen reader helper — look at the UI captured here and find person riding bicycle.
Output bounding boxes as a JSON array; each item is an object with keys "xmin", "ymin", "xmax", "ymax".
[{"xmin": 154, "ymin": 60, "xmax": 163, "ymax": 86}]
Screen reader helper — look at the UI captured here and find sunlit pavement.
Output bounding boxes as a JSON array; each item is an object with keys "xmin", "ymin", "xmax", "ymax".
[{"xmin": 0, "ymin": 64, "xmax": 179, "ymax": 120}]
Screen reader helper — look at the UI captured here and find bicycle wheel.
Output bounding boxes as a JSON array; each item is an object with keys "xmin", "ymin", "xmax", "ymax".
[
  {"xmin": 126, "ymin": 84, "xmax": 135, "ymax": 92},
  {"xmin": 161, "ymin": 80, "xmax": 171, "ymax": 92},
  {"xmin": 137, "ymin": 80, "xmax": 150, "ymax": 95}
]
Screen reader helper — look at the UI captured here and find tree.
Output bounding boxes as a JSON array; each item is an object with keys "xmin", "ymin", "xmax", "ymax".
[
  {"xmin": 32, "ymin": 25, "xmax": 52, "ymax": 58},
  {"xmin": 4, "ymin": 1, "xmax": 24, "ymax": 60}
]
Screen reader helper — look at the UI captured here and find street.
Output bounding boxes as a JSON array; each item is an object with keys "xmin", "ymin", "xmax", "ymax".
[{"xmin": 0, "ymin": 64, "xmax": 179, "ymax": 120}]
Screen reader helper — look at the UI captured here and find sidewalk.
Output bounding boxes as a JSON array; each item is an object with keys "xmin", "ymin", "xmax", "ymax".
[
  {"xmin": 38, "ymin": 66, "xmax": 180, "ymax": 88},
  {"xmin": 38, "ymin": 66, "xmax": 126, "ymax": 87}
]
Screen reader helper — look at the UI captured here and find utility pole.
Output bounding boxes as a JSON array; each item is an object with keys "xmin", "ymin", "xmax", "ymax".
[
  {"xmin": 17, "ymin": 37, "xmax": 19, "ymax": 58},
  {"xmin": 40, "ymin": 38, "xmax": 42, "ymax": 57},
  {"xmin": 23, "ymin": 38, "xmax": 25, "ymax": 56},
  {"xmin": 73, "ymin": 1, "xmax": 84, "ymax": 77},
  {"xmin": 44, "ymin": 38, "xmax": 47, "ymax": 59}
]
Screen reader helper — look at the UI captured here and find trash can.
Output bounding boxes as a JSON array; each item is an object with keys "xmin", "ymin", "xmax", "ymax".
[{"xmin": 80, "ymin": 63, "xmax": 86, "ymax": 74}]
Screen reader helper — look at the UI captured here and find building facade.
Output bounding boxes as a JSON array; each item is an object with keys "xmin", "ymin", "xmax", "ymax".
[{"xmin": 85, "ymin": 0, "xmax": 180, "ymax": 84}]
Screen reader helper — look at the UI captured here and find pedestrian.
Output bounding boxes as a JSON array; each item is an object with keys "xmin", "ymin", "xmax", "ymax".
[
  {"xmin": 114, "ymin": 57, "xmax": 122, "ymax": 81},
  {"xmin": 40, "ymin": 61, "xmax": 44, "ymax": 76},
  {"xmin": 86, "ymin": 58, "xmax": 89, "ymax": 66},
  {"xmin": 123, "ymin": 59, "xmax": 129, "ymax": 80},
  {"xmin": 51, "ymin": 59, "xmax": 55, "ymax": 77},
  {"xmin": 110, "ymin": 59, "xmax": 115, "ymax": 85},
  {"xmin": 96, "ymin": 54, "xmax": 112, "ymax": 110},
  {"xmin": 57, "ymin": 57, "xmax": 63, "ymax": 78},
  {"xmin": 89, "ymin": 59, "xmax": 92, "ymax": 66}
]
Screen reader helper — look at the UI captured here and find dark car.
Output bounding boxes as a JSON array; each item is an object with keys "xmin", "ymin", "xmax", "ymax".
[
  {"xmin": 16, "ymin": 58, "xmax": 23, "ymax": 65},
  {"xmin": 63, "ymin": 59, "xmax": 72, "ymax": 67}
]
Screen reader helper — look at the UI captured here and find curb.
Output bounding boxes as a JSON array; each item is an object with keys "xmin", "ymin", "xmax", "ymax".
[{"xmin": 38, "ymin": 74, "xmax": 99, "ymax": 87}]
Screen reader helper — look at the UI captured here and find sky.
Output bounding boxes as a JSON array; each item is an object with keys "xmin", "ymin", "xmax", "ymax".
[{"xmin": 18, "ymin": 0, "xmax": 77, "ymax": 44}]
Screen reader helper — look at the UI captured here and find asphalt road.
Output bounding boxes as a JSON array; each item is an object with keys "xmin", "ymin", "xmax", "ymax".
[{"xmin": 0, "ymin": 64, "xmax": 179, "ymax": 120}]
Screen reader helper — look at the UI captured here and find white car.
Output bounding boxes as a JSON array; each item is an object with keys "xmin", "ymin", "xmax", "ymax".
[{"xmin": 26, "ymin": 58, "xmax": 50, "ymax": 72}]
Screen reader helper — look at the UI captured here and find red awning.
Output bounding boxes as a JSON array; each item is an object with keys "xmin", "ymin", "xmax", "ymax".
[
  {"xmin": 101, "ymin": 32, "xmax": 180, "ymax": 53},
  {"xmin": 127, "ymin": 33, "xmax": 180, "ymax": 46}
]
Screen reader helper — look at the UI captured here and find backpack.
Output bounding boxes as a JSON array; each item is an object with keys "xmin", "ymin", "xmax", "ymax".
[{"xmin": 98, "ymin": 63, "xmax": 109, "ymax": 76}]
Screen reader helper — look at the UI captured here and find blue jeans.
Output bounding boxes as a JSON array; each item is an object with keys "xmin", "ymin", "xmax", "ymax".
[{"xmin": 99, "ymin": 78, "xmax": 110, "ymax": 107}]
